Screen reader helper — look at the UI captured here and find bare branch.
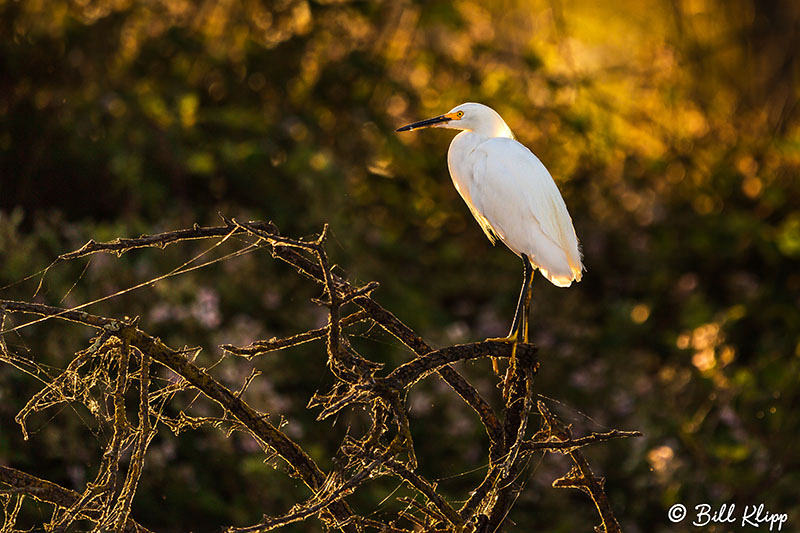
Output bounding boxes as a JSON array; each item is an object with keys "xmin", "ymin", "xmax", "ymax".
[
  {"xmin": 385, "ymin": 460, "xmax": 462, "ymax": 527},
  {"xmin": 523, "ymin": 429, "xmax": 643, "ymax": 453},
  {"xmin": 1, "ymin": 220, "xmax": 638, "ymax": 532},
  {"xmin": 0, "ymin": 299, "xmax": 359, "ymax": 533},
  {"xmin": 0, "ymin": 466, "xmax": 152, "ymax": 533},
  {"xmin": 56, "ymin": 221, "xmax": 279, "ymax": 262},
  {"xmin": 222, "ymin": 310, "xmax": 370, "ymax": 358},
  {"xmin": 227, "ymin": 454, "xmax": 387, "ymax": 533},
  {"xmin": 383, "ymin": 341, "xmax": 536, "ymax": 390},
  {"xmin": 538, "ymin": 401, "xmax": 623, "ymax": 533}
]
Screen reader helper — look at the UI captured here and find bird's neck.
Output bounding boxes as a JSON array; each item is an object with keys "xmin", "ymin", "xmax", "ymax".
[
  {"xmin": 448, "ymin": 119, "xmax": 514, "ymax": 164},
  {"xmin": 473, "ymin": 115, "xmax": 515, "ymax": 139}
]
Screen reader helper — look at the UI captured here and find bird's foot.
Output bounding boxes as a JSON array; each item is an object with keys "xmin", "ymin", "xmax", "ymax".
[
  {"xmin": 486, "ymin": 333, "xmax": 518, "ymax": 344},
  {"xmin": 486, "ymin": 333, "xmax": 518, "ymax": 376}
]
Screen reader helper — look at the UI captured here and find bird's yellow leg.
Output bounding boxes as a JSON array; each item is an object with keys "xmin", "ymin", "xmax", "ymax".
[
  {"xmin": 487, "ymin": 297, "xmax": 522, "ymax": 375},
  {"xmin": 522, "ymin": 277, "xmax": 533, "ymax": 343},
  {"xmin": 487, "ymin": 255, "xmax": 532, "ymax": 374}
]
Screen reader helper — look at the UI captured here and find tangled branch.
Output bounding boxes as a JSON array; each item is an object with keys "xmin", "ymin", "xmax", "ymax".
[{"xmin": 0, "ymin": 218, "xmax": 640, "ymax": 532}]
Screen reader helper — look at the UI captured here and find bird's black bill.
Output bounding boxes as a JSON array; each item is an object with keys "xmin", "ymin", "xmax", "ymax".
[{"xmin": 396, "ymin": 114, "xmax": 451, "ymax": 132}]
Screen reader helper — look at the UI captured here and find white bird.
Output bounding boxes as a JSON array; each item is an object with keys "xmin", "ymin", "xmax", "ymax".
[{"xmin": 396, "ymin": 102, "xmax": 583, "ymax": 363}]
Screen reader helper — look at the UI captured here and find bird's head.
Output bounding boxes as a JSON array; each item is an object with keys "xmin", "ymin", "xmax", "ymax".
[{"xmin": 396, "ymin": 102, "xmax": 513, "ymax": 138}]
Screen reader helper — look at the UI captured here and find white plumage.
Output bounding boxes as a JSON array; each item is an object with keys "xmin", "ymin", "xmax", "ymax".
[{"xmin": 399, "ymin": 102, "xmax": 583, "ymax": 287}]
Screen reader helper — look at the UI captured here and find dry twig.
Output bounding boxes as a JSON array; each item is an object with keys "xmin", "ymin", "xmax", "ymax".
[{"xmin": 0, "ymin": 220, "xmax": 640, "ymax": 532}]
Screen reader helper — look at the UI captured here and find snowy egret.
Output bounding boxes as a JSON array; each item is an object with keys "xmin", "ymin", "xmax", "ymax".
[{"xmin": 396, "ymin": 103, "xmax": 583, "ymax": 367}]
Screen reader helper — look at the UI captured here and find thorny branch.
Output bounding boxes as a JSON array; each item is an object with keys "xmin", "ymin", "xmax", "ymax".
[
  {"xmin": 538, "ymin": 401, "xmax": 625, "ymax": 533},
  {"xmin": 0, "ymin": 219, "xmax": 640, "ymax": 532},
  {"xmin": 0, "ymin": 466, "xmax": 153, "ymax": 533}
]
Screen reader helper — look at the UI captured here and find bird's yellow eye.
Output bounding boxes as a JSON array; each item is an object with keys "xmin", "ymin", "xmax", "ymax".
[{"xmin": 456, "ymin": 111, "xmax": 464, "ymax": 118}]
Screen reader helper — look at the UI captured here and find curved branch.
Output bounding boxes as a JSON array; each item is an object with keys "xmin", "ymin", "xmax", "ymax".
[
  {"xmin": 383, "ymin": 341, "xmax": 537, "ymax": 390},
  {"xmin": 234, "ymin": 222, "xmax": 505, "ymax": 448},
  {"xmin": 0, "ymin": 466, "xmax": 152, "ymax": 533}
]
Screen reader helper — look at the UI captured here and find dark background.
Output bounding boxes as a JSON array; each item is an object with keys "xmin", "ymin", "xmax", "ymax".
[{"xmin": 1, "ymin": 0, "xmax": 799, "ymax": 531}]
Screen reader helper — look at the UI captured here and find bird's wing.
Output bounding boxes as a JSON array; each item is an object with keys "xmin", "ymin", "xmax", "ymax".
[{"xmin": 469, "ymin": 137, "xmax": 582, "ymax": 272}]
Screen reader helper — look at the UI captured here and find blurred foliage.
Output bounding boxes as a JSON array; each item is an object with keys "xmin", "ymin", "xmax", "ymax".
[{"xmin": 1, "ymin": 0, "xmax": 799, "ymax": 531}]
